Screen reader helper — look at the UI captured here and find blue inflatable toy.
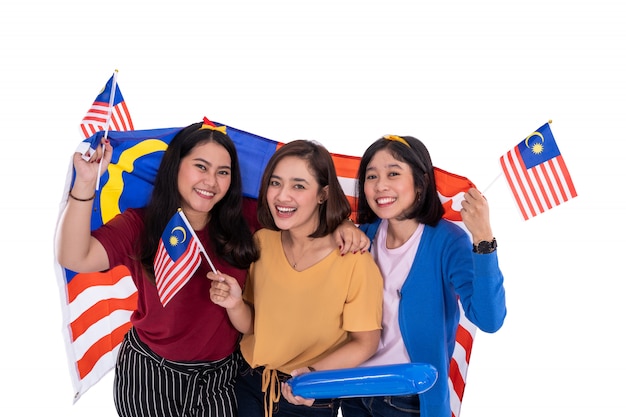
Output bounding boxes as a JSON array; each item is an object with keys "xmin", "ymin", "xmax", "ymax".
[{"xmin": 286, "ymin": 363, "xmax": 438, "ymax": 399}]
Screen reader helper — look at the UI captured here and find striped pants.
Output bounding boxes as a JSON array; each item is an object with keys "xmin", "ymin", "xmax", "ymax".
[{"xmin": 114, "ymin": 328, "xmax": 240, "ymax": 417}]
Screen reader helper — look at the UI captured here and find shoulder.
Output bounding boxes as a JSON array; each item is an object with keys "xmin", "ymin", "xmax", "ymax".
[
  {"xmin": 253, "ymin": 228, "xmax": 276, "ymax": 238},
  {"xmin": 422, "ymin": 220, "xmax": 471, "ymax": 253},
  {"xmin": 341, "ymin": 250, "xmax": 381, "ymax": 277},
  {"xmin": 358, "ymin": 219, "xmax": 382, "ymax": 240},
  {"xmin": 427, "ymin": 218, "xmax": 468, "ymax": 239},
  {"xmin": 98, "ymin": 207, "xmax": 145, "ymax": 230},
  {"xmin": 122, "ymin": 207, "xmax": 145, "ymax": 222},
  {"xmin": 253, "ymin": 228, "xmax": 280, "ymax": 246}
]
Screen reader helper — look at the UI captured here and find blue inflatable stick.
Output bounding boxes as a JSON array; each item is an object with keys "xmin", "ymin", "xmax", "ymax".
[{"xmin": 286, "ymin": 363, "xmax": 438, "ymax": 399}]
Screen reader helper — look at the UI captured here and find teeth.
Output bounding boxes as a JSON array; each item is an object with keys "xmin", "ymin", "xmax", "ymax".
[
  {"xmin": 376, "ymin": 197, "xmax": 396, "ymax": 205},
  {"xmin": 196, "ymin": 189, "xmax": 215, "ymax": 197},
  {"xmin": 276, "ymin": 206, "xmax": 296, "ymax": 213}
]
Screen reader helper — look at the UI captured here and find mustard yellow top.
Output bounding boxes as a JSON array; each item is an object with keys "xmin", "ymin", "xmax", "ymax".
[{"xmin": 240, "ymin": 228, "xmax": 383, "ymax": 373}]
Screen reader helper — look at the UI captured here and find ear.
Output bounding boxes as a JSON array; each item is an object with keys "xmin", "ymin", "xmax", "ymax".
[{"xmin": 318, "ymin": 185, "xmax": 329, "ymax": 204}]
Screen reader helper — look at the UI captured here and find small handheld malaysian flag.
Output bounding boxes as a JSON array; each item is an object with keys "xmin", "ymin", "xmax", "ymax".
[
  {"xmin": 80, "ymin": 71, "xmax": 134, "ymax": 140},
  {"xmin": 500, "ymin": 121, "xmax": 578, "ymax": 220},
  {"xmin": 154, "ymin": 209, "xmax": 215, "ymax": 306}
]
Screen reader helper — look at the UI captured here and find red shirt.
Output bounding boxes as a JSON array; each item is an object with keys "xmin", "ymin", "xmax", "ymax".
[{"xmin": 93, "ymin": 200, "xmax": 258, "ymax": 361}]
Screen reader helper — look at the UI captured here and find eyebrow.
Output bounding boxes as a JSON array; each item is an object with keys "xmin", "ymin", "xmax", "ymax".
[
  {"xmin": 193, "ymin": 157, "xmax": 231, "ymax": 170},
  {"xmin": 366, "ymin": 162, "xmax": 404, "ymax": 171},
  {"xmin": 270, "ymin": 174, "xmax": 310, "ymax": 184}
]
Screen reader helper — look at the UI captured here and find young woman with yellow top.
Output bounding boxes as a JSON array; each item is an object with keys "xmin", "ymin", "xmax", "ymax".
[{"xmin": 209, "ymin": 140, "xmax": 384, "ymax": 417}]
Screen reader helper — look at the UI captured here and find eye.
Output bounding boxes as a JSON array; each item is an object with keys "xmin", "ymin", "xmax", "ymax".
[
  {"xmin": 388, "ymin": 171, "xmax": 400, "ymax": 177},
  {"xmin": 365, "ymin": 174, "xmax": 377, "ymax": 180},
  {"xmin": 293, "ymin": 183, "xmax": 306, "ymax": 190},
  {"xmin": 269, "ymin": 180, "xmax": 281, "ymax": 187},
  {"xmin": 195, "ymin": 163, "xmax": 207, "ymax": 171},
  {"xmin": 218, "ymin": 169, "xmax": 231, "ymax": 176}
]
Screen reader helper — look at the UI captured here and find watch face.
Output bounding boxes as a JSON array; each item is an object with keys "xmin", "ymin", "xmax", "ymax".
[{"xmin": 475, "ymin": 239, "xmax": 496, "ymax": 253}]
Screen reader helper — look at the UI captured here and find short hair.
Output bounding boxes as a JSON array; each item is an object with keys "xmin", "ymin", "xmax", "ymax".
[
  {"xmin": 356, "ymin": 136, "xmax": 444, "ymax": 226},
  {"xmin": 257, "ymin": 140, "xmax": 351, "ymax": 237}
]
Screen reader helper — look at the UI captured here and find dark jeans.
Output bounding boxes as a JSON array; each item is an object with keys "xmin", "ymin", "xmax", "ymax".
[
  {"xmin": 340, "ymin": 395, "xmax": 420, "ymax": 417},
  {"xmin": 235, "ymin": 360, "xmax": 339, "ymax": 417}
]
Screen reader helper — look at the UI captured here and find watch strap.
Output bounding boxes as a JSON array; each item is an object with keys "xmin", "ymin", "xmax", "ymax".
[{"xmin": 473, "ymin": 237, "xmax": 497, "ymax": 254}]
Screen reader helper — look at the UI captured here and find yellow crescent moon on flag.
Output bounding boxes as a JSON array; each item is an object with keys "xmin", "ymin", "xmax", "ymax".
[
  {"xmin": 524, "ymin": 131, "xmax": 544, "ymax": 148},
  {"xmin": 100, "ymin": 139, "xmax": 169, "ymax": 224},
  {"xmin": 171, "ymin": 226, "xmax": 187, "ymax": 243}
]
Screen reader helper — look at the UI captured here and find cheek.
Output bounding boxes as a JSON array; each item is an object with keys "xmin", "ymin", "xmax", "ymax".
[
  {"xmin": 218, "ymin": 176, "xmax": 232, "ymax": 190},
  {"xmin": 363, "ymin": 183, "xmax": 375, "ymax": 199},
  {"xmin": 176, "ymin": 170, "xmax": 186, "ymax": 188}
]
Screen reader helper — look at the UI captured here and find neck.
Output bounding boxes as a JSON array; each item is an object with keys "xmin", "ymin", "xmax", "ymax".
[
  {"xmin": 183, "ymin": 210, "xmax": 210, "ymax": 230},
  {"xmin": 281, "ymin": 231, "xmax": 334, "ymax": 270},
  {"xmin": 385, "ymin": 218, "xmax": 419, "ymax": 249},
  {"xmin": 282, "ymin": 230, "xmax": 315, "ymax": 248}
]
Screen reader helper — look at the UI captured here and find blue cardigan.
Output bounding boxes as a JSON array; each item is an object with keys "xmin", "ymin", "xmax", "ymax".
[{"xmin": 360, "ymin": 219, "xmax": 506, "ymax": 417}]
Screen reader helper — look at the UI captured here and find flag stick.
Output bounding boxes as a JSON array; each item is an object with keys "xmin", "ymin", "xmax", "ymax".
[
  {"xmin": 177, "ymin": 209, "xmax": 217, "ymax": 273},
  {"xmin": 481, "ymin": 172, "xmax": 502, "ymax": 195},
  {"xmin": 95, "ymin": 70, "xmax": 118, "ymax": 191}
]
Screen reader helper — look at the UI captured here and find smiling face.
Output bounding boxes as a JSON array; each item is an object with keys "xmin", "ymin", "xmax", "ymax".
[
  {"xmin": 265, "ymin": 156, "xmax": 327, "ymax": 235},
  {"xmin": 363, "ymin": 148, "xmax": 418, "ymax": 221},
  {"xmin": 177, "ymin": 140, "xmax": 232, "ymax": 227}
]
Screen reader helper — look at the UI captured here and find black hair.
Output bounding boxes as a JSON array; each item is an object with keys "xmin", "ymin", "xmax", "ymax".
[
  {"xmin": 139, "ymin": 122, "xmax": 259, "ymax": 282},
  {"xmin": 356, "ymin": 136, "xmax": 444, "ymax": 226},
  {"xmin": 257, "ymin": 140, "xmax": 351, "ymax": 237}
]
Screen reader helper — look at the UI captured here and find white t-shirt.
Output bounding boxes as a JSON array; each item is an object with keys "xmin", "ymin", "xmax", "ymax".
[{"xmin": 361, "ymin": 219, "xmax": 424, "ymax": 367}]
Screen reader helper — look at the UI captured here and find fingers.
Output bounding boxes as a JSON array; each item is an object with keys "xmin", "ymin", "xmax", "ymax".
[
  {"xmin": 336, "ymin": 225, "xmax": 370, "ymax": 255},
  {"xmin": 281, "ymin": 382, "xmax": 315, "ymax": 407},
  {"xmin": 101, "ymin": 138, "xmax": 113, "ymax": 162},
  {"xmin": 206, "ymin": 271, "xmax": 225, "ymax": 282},
  {"xmin": 461, "ymin": 188, "xmax": 488, "ymax": 214},
  {"xmin": 208, "ymin": 271, "xmax": 243, "ymax": 307},
  {"xmin": 209, "ymin": 282, "xmax": 230, "ymax": 304},
  {"xmin": 460, "ymin": 188, "xmax": 493, "ymax": 241},
  {"xmin": 84, "ymin": 139, "xmax": 111, "ymax": 163}
]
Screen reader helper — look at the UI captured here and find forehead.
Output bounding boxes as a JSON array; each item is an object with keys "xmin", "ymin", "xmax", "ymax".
[
  {"xmin": 368, "ymin": 148, "xmax": 408, "ymax": 168},
  {"xmin": 273, "ymin": 156, "xmax": 314, "ymax": 177},
  {"xmin": 186, "ymin": 141, "xmax": 231, "ymax": 164}
]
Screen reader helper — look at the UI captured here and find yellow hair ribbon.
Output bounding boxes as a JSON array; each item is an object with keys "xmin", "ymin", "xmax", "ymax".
[
  {"xmin": 200, "ymin": 117, "xmax": 227, "ymax": 134},
  {"xmin": 384, "ymin": 134, "xmax": 410, "ymax": 147}
]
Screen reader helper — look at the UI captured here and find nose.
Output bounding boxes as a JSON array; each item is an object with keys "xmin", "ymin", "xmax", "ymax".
[
  {"xmin": 374, "ymin": 177, "xmax": 388, "ymax": 192},
  {"xmin": 203, "ymin": 171, "xmax": 217, "ymax": 186},
  {"xmin": 276, "ymin": 185, "xmax": 290, "ymax": 201}
]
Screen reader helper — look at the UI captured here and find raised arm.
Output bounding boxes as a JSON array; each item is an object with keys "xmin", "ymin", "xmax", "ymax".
[
  {"xmin": 55, "ymin": 139, "xmax": 111, "ymax": 273},
  {"xmin": 460, "ymin": 187, "xmax": 494, "ymax": 244}
]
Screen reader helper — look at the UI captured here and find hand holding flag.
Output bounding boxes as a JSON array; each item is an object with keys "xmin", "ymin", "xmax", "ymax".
[
  {"xmin": 79, "ymin": 71, "xmax": 134, "ymax": 190},
  {"xmin": 154, "ymin": 209, "xmax": 216, "ymax": 306}
]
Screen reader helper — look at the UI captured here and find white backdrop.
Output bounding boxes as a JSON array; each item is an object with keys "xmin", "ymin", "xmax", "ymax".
[{"xmin": 1, "ymin": 1, "xmax": 624, "ymax": 416}]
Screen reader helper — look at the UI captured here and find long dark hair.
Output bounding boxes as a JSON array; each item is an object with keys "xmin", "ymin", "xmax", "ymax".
[
  {"xmin": 356, "ymin": 136, "xmax": 444, "ymax": 226},
  {"xmin": 257, "ymin": 140, "xmax": 351, "ymax": 238},
  {"xmin": 139, "ymin": 122, "xmax": 259, "ymax": 282}
]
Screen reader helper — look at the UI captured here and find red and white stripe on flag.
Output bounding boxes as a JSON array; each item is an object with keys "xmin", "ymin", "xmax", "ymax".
[
  {"xmin": 154, "ymin": 236, "xmax": 202, "ymax": 307},
  {"xmin": 64, "ymin": 265, "xmax": 137, "ymax": 399},
  {"xmin": 80, "ymin": 101, "xmax": 134, "ymax": 139},
  {"xmin": 449, "ymin": 303, "xmax": 476, "ymax": 417},
  {"xmin": 500, "ymin": 147, "xmax": 577, "ymax": 220}
]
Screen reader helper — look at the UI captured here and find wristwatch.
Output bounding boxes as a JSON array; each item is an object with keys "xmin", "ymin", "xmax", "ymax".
[{"xmin": 473, "ymin": 237, "xmax": 497, "ymax": 254}]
